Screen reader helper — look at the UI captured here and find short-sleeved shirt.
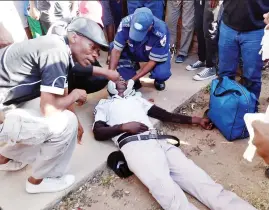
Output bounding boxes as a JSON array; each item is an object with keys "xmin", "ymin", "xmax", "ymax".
[
  {"xmin": 0, "ymin": 35, "xmax": 72, "ymax": 105},
  {"xmin": 94, "ymin": 94, "xmax": 154, "ymax": 145},
  {"xmin": 223, "ymin": 0, "xmax": 269, "ymax": 32},
  {"xmin": 113, "ymin": 15, "xmax": 170, "ymax": 63}
]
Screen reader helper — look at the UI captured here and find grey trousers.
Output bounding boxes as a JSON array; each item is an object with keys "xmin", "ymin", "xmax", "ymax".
[
  {"xmin": 121, "ymin": 140, "xmax": 256, "ymax": 210},
  {"xmin": 166, "ymin": 0, "xmax": 195, "ymax": 56},
  {"xmin": 0, "ymin": 98, "xmax": 78, "ymax": 179}
]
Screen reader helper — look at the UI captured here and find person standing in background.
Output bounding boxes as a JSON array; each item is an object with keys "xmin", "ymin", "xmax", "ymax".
[
  {"xmin": 186, "ymin": 0, "xmax": 222, "ymax": 81},
  {"xmin": 218, "ymin": 0, "xmax": 269, "ymax": 100},
  {"xmin": 166, "ymin": 0, "xmax": 195, "ymax": 63},
  {"xmin": 127, "ymin": 0, "xmax": 164, "ymax": 20},
  {"xmin": 36, "ymin": 1, "xmax": 78, "ymax": 34},
  {"xmin": 24, "ymin": 0, "xmax": 43, "ymax": 38}
]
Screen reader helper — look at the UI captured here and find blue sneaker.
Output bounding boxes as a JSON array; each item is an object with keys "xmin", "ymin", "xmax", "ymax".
[{"xmin": 175, "ymin": 55, "xmax": 186, "ymax": 63}]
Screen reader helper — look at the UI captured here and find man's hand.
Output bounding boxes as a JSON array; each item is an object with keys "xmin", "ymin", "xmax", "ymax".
[
  {"xmin": 193, "ymin": 117, "xmax": 213, "ymax": 130},
  {"xmin": 71, "ymin": 89, "xmax": 87, "ymax": 106},
  {"xmin": 121, "ymin": 122, "xmax": 149, "ymax": 134},
  {"xmin": 252, "ymin": 120, "xmax": 269, "ymax": 164},
  {"xmin": 210, "ymin": 0, "xmax": 219, "ymax": 9},
  {"xmin": 77, "ymin": 120, "xmax": 84, "ymax": 144},
  {"xmin": 264, "ymin": 13, "xmax": 269, "ymax": 25},
  {"xmin": 106, "ymin": 70, "xmax": 120, "ymax": 81}
]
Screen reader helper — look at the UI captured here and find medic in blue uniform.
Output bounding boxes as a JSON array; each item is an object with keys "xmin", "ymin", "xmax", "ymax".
[{"xmin": 109, "ymin": 7, "xmax": 171, "ymax": 91}]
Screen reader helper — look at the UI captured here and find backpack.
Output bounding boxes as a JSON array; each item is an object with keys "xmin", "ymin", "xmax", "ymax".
[{"xmin": 207, "ymin": 77, "xmax": 257, "ymax": 141}]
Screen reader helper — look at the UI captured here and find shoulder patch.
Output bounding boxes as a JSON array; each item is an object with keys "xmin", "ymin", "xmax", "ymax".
[
  {"xmin": 160, "ymin": 35, "xmax": 167, "ymax": 47},
  {"xmin": 121, "ymin": 15, "xmax": 132, "ymax": 28},
  {"xmin": 152, "ymin": 29, "xmax": 164, "ymax": 38}
]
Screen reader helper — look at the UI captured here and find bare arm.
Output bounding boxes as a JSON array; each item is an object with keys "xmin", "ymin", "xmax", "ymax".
[
  {"xmin": 0, "ymin": 22, "xmax": 13, "ymax": 49},
  {"xmin": 132, "ymin": 60, "xmax": 156, "ymax": 81},
  {"xmin": 147, "ymin": 105, "xmax": 213, "ymax": 130},
  {"xmin": 93, "ymin": 66, "xmax": 120, "ymax": 81},
  {"xmin": 29, "ymin": 0, "xmax": 40, "ymax": 20},
  {"xmin": 40, "ymin": 88, "xmax": 86, "ymax": 116},
  {"xmin": 109, "ymin": 48, "xmax": 121, "ymax": 70}
]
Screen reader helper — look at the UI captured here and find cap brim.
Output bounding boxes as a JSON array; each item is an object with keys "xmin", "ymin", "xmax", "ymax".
[
  {"xmin": 129, "ymin": 27, "xmax": 147, "ymax": 42},
  {"xmin": 100, "ymin": 44, "xmax": 109, "ymax": 52}
]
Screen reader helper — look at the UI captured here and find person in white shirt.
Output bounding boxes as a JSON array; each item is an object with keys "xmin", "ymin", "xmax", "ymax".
[{"xmin": 93, "ymin": 78, "xmax": 256, "ymax": 210}]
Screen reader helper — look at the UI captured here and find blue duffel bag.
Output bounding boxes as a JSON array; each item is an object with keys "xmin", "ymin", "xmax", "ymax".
[{"xmin": 207, "ymin": 76, "xmax": 257, "ymax": 141}]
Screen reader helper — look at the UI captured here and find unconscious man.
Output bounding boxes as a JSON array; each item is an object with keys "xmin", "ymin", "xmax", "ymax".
[{"xmin": 93, "ymin": 78, "xmax": 256, "ymax": 210}]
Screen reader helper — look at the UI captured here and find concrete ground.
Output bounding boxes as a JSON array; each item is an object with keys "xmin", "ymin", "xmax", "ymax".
[{"xmin": 0, "ymin": 53, "xmax": 211, "ymax": 210}]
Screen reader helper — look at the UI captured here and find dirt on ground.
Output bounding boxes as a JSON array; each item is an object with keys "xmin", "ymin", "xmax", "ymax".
[{"xmin": 53, "ymin": 71, "xmax": 269, "ymax": 210}]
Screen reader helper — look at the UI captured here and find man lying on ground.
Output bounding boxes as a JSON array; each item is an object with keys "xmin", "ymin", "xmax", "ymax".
[{"xmin": 92, "ymin": 78, "xmax": 256, "ymax": 210}]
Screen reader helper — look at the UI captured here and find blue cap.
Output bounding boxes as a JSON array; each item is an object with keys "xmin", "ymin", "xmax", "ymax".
[{"xmin": 129, "ymin": 7, "xmax": 154, "ymax": 42}]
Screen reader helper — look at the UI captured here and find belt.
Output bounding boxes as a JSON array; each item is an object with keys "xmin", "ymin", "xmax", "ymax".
[{"xmin": 117, "ymin": 131, "xmax": 180, "ymax": 149}]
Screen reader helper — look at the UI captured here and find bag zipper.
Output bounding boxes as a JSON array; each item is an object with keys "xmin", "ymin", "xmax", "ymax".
[{"xmin": 231, "ymin": 80, "xmax": 249, "ymax": 138}]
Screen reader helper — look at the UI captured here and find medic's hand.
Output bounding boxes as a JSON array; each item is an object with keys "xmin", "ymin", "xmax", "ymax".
[
  {"xmin": 121, "ymin": 122, "xmax": 149, "ymax": 134},
  {"xmin": 106, "ymin": 70, "xmax": 120, "ymax": 82},
  {"xmin": 264, "ymin": 13, "xmax": 269, "ymax": 25},
  {"xmin": 71, "ymin": 89, "xmax": 87, "ymax": 106},
  {"xmin": 252, "ymin": 120, "xmax": 269, "ymax": 164}
]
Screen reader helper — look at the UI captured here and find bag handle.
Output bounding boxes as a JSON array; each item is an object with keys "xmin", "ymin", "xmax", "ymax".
[{"xmin": 213, "ymin": 77, "xmax": 242, "ymax": 97}]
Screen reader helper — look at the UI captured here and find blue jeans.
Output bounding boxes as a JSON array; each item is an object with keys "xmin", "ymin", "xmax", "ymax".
[
  {"xmin": 127, "ymin": 0, "xmax": 164, "ymax": 20},
  {"xmin": 218, "ymin": 22, "xmax": 264, "ymax": 99}
]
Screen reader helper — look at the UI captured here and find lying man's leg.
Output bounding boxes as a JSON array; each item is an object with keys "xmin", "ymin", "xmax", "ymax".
[
  {"xmin": 121, "ymin": 140, "xmax": 198, "ymax": 210},
  {"xmin": 163, "ymin": 141, "xmax": 256, "ymax": 210},
  {"xmin": 0, "ymin": 98, "xmax": 78, "ymax": 193}
]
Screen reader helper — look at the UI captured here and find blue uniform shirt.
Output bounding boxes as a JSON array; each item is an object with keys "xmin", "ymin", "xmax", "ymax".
[{"xmin": 114, "ymin": 15, "xmax": 170, "ymax": 63}]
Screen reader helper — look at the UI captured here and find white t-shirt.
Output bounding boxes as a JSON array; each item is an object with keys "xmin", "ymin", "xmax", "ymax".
[{"xmin": 94, "ymin": 94, "xmax": 154, "ymax": 145}]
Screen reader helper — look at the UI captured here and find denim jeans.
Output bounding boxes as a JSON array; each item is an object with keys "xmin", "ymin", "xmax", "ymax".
[{"xmin": 218, "ymin": 22, "xmax": 264, "ymax": 99}]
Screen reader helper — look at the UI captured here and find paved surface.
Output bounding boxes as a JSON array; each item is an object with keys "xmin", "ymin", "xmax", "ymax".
[{"xmin": 0, "ymin": 53, "xmax": 211, "ymax": 210}]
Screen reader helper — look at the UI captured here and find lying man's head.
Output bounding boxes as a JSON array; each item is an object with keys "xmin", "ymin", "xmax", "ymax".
[{"xmin": 107, "ymin": 78, "xmax": 135, "ymax": 97}]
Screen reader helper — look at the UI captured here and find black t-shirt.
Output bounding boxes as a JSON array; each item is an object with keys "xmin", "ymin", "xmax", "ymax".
[
  {"xmin": 0, "ymin": 35, "xmax": 72, "ymax": 105},
  {"xmin": 223, "ymin": 0, "xmax": 269, "ymax": 32}
]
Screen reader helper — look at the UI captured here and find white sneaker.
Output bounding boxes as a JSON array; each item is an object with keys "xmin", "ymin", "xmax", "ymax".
[
  {"xmin": 186, "ymin": 60, "xmax": 205, "ymax": 71},
  {"xmin": 0, "ymin": 160, "xmax": 27, "ymax": 171},
  {"xmin": 26, "ymin": 174, "xmax": 75, "ymax": 194},
  {"xmin": 193, "ymin": 67, "xmax": 217, "ymax": 81}
]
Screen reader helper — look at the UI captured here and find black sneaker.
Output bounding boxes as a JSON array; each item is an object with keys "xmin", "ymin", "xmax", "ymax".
[
  {"xmin": 134, "ymin": 80, "xmax": 142, "ymax": 90},
  {"xmin": 154, "ymin": 80, "xmax": 165, "ymax": 91}
]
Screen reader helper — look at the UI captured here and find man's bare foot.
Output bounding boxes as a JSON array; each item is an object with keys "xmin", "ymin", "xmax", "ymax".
[
  {"xmin": 0, "ymin": 154, "xmax": 10, "ymax": 164},
  {"xmin": 28, "ymin": 176, "xmax": 43, "ymax": 185}
]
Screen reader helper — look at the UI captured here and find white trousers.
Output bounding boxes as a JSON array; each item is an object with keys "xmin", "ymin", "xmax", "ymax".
[
  {"xmin": 121, "ymin": 140, "xmax": 256, "ymax": 210},
  {"xmin": 0, "ymin": 98, "xmax": 78, "ymax": 179}
]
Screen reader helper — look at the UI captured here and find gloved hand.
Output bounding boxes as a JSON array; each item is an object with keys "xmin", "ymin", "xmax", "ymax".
[{"xmin": 123, "ymin": 79, "xmax": 135, "ymax": 96}]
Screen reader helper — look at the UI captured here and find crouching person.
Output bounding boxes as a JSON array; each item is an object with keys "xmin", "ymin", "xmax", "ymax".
[
  {"xmin": 0, "ymin": 17, "xmax": 110, "ymax": 194},
  {"xmin": 92, "ymin": 78, "xmax": 256, "ymax": 210}
]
